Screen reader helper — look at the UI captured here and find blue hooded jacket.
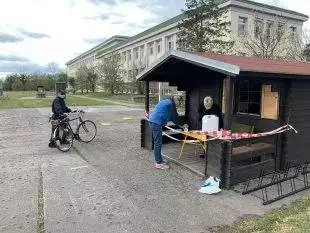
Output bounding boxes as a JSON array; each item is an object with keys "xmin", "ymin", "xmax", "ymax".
[{"xmin": 148, "ymin": 99, "xmax": 179, "ymax": 126}]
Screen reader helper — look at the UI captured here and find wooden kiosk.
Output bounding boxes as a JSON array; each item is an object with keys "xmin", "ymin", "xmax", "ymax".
[{"xmin": 138, "ymin": 50, "xmax": 310, "ymax": 188}]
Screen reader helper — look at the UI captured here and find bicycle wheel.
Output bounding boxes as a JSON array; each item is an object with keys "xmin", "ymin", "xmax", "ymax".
[
  {"xmin": 77, "ymin": 120, "xmax": 97, "ymax": 143},
  {"xmin": 54, "ymin": 125, "xmax": 74, "ymax": 152}
]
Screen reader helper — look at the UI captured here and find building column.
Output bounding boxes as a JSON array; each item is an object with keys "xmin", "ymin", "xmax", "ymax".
[
  {"xmin": 129, "ymin": 49, "xmax": 133, "ymax": 67},
  {"xmin": 173, "ymin": 34, "xmax": 177, "ymax": 50},
  {"xmin": 158, "ymin": 82, "xmax": 162, "ymax": 101},
  {"xmin": 162, "ymin": 36, "xmax": 166, "ymax": 53},
  {"xmin": 158, "ymin": 36, "xmax": 166, "ymax": 100}
]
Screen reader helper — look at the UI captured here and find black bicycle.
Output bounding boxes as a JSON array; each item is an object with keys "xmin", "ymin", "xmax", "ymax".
[{"xmin": 49, "ymin": 110, "xmax": 97, "ymax": 152}]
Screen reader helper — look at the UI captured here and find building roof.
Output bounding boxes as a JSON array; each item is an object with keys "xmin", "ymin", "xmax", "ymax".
[
  {"xmin": 65, "ymin": 35, "xmax": 129, "ymax": 65},
  {"xmin": 137, "ymin": 50, "xmax": 310, "ymax": 82},
  {"xmin": 232, "ymin": 0, "xmax": 309, "ymax": 19},
  {"xmin": 137, "ymin": 50, "xmax": 240, "ymax": 81},
  {"xmin": 95, "ymin": 14, "xmax": 185, "ymax": 58},
  {"xmin": 67, "ymin": 0, "xmax": 309, "ymax": 64},
  {"xmin": 199, "ymin": 53, "xmax": 310, "ymax": 76},
  {"xmin": 95, "ymin": 0, "xmax": 308, "ymax": 59}
]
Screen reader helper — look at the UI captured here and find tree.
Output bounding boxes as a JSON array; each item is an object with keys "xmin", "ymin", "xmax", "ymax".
[
  {"xmin": 68, "ymin": 77, "xmax": 77, "ymax": 94},
  {"xmin": 303, "ymin": 30, "xmax": 310, "ymax": 61},
  {"xmin": 304, "ymin": 44, "xmax": 310, "ymax": 61},
  {"xmin": 238, "ymin": 14, "xmax": 305, "ymax": 60},
  {"xmin": 46, "ymin": 62, "xmax": 60, "ymax": 76},
  {"xmin": 75, "ymin": 64, "xmax": 98, "ymax": 93},
  {"xmin": 131, "ymin": 62, "xmax": 146, "ymax": 95},
  {"xmin": 76, "ymin": 65, "xmax": 88, "ymax": 94},
  {"xmin": 96, "ymin": 54, "xmax": 124, "ymax": 95},
  {"xmin": 2, "ymin": 72, "xmax": 58, "ymax": 91},
  {"xmin": 177, "ymin": 0, "xmax": 233, "ymax": 53},
  {"xmin": 12, "ymin": 79, "xmax": 23, "ymax": 91},
  {"xmin": 46, "ymin": 62, "xmax": 61, "ymax": 92},
  {"xmin": 57, "ymin": 72, "xmax": 68, "ymax": 83},
  {"xmin": 86, "ymin": 69, "xmax": 98, "ymax": 93},
  {"xmin": 3, "ymin": 73, "xmax": 26, "ymax": 91},
  {"xmin": 19, "ymin": 73, "xmax": 28, "ymax": 91},
  {"xmin": 0, "ymin": 79, "xmax": 3, "ymax": 96},
  {"xmin": 3, "ymin": 74, "xmax": 17, "ymax": 91}
]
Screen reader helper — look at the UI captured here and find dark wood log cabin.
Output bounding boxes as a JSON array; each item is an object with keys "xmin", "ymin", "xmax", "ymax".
[{"xmin": 138, "ymin": 50, "xmax": 310, "ymax": 188}]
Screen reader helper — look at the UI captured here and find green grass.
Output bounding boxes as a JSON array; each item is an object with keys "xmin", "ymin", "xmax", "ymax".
[
  {"xmin": 83, "ymin": 92, "xmax": 137, "ymax": 103},
  {"xmin": 80, "ymin": 92, "xmax": 147, "ymax": 106},
  {"xmin": 217, "ymin": 197, "xmax": 310, "ymax": 233},
  {"xmin": 0, "ymin": 91, "xmax": 112, "ymax": 109},
  {"xmin": 0, "ymin": 91, "xmax": 184, "ymax": 111},
  {"xmin": 67, "ymin": 95, "xmax": 113, "ymax": 107}
]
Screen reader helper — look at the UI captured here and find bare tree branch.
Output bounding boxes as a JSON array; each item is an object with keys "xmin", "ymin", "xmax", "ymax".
[
  {"xmin": 238, "ymin": 13, "xmax": 305, "ymax": 60},
  {"xmin": 96, "ymin": 53, "xmax": 123, "ymax": 95}
]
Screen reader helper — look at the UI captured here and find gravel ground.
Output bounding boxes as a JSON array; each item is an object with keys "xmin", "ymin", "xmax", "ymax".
[{"xmin": 0, "ymin": 106, "xmax": 309, "ymax": 233}]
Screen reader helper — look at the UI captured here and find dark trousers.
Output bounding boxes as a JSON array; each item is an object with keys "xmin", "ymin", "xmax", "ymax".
[
  {"xmin": 150, "ymin": 122, "xmax": 163, "ymax": 164},
  {"xmin": 50, "ymin": 124, "xmax": 57, "ymax": 141},
  {"xmin": 50, "ymin": 115, "xmax": 60, "ymax": 142}
]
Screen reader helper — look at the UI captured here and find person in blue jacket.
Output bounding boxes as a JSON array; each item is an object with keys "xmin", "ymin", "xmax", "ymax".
[{"xmin": 148, "ymin": 96, "xmax": 181, "ymax": 169}]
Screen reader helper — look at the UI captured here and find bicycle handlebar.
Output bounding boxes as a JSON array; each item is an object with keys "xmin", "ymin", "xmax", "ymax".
[
  {"xmin": 49, "ymin": 109, "xmax": 86, "ymax": 123},
  {"xmin": 72, "ymin": 109, "xmax": 85, "ymax": 113},
  {"xmin": 63, "ymin": 110, "xmax": 85, "ymax": 120}
]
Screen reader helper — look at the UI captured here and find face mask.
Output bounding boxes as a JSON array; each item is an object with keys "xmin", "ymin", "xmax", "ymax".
[{"xmin": 58, "ymin": 93, "xmax": 66, "ymax": 99}]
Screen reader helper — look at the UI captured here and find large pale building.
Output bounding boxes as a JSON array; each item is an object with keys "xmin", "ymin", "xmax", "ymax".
[{"xmin": 66, "ymin": 0, "xmax": 308, "ymax": 94}]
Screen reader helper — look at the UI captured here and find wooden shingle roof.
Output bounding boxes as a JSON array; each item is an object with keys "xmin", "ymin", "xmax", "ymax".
[{"xmin": 199, "ymin": 53, "xmax": 310, "ymax": 76}]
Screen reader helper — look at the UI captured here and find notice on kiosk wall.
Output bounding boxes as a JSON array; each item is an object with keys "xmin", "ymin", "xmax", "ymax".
[{"xmin": 261, "ymin": 85, "xmax": 279, "ymax": 120}]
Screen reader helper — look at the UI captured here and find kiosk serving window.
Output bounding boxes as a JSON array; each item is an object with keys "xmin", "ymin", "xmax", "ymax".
[
  {"xmin": 228, "ymin": 79, "xmax": 280, "ymax": 120},
  {"xmin": 234, "ymin": 79, "xmax": 262, "ymax": 115}
]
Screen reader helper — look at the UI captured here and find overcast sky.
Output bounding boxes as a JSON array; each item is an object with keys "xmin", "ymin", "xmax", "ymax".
[{"xmin": 0, "ymin": 0, "xmax": 309, "ymax": 77}]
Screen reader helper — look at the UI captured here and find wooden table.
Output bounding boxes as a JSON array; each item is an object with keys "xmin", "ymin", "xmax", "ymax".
[{"xmin": 179, "ymin": 130, "xmax": 209, "ymax": 159}]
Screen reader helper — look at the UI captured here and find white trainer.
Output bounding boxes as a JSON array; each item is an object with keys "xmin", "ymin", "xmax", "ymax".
[{"xmin": 155, "ymin": 163, "xmax": 169, "ymax": 170}]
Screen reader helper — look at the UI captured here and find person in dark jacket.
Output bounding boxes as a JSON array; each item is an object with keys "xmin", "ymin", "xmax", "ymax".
[
  {"xmin": 198, "ymin": 96, "xmax": 223, "ymax": 130},
  {"xmin": 49, "ymin": 90, "xmax": 72, "ymax": 147},
  {"xmin": 148, "ymin": 96, "xmax": 181, "ymax": 169}
]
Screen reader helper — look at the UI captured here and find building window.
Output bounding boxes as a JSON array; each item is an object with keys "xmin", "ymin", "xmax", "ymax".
[
  {"xmin": 134, "ymin": 48, "xmax": 139, "ymax": 60},
  {"xmin": 168, "ymin": 41, "xmax": 173, "ymax": 50},
  {"xmin": 277, "ymin": 22, "xmax": 285, "ymax": 38},
  {"xmin": 156, "ymin": 40, "xmax": 162, "ymax": 54},
  {"xmin": 266, "ymin": 21, "xmax": 274, "ymax": 38},
  {"xmin": 234, "ymin": 79, "xmax": 262, "ymax": 115},
  {"xmin": 290, "ymin": 26, "xmax": 297, "ymax": 36},
  {"xmin": 140, "ymin": 46, "xmax": 144, "ymax": 58},
  {"xmin": 148, "ymin": 42, "xmax": 154, "ymax": 56},
  {"xmin": 254, "ymin": 19, "xmax": 263, "ymax": 38},
  {"xmin": 123, "ymin": 70, "xmax": 128, "ymax": 80},
  {"xmin": 166, "ymin": 36, "xmax": 174, "ymax": 51},
  {"xmin": 127, "ymin": 50, "xmax": 131, "ymax": 61},
  {"xmin": 121, "ymin": 52, "xmax": 126, "ymax": 63},
  {"xmin": 238, "ymin": 16, "xmax": 247, "ymax": 36}
]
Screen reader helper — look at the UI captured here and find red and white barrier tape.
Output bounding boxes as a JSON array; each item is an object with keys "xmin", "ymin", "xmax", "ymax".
[
  {"xmin": 164, "ymin": 124, "xmax": 297, "ymax": 142},
  {"xmin": 144, "ymin": 110, "xmax": 297, "ymax": 142}
]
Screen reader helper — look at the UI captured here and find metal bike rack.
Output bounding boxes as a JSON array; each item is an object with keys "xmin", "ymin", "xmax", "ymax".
[{"xmin": 241, "ymin": 161, "xmax": 310, "ymax": 205}]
